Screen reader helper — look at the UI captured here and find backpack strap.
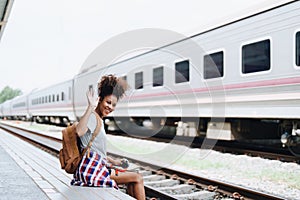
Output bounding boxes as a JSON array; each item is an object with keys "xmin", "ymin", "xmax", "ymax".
[{"xmin": 86, "ymin": 110, "xmax": 102, "ymax": 158}]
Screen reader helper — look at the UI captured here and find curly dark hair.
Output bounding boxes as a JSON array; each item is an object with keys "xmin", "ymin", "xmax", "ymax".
[{"xmin": 97, "ymin": 74, "xmax": 128, "ymax": 101}]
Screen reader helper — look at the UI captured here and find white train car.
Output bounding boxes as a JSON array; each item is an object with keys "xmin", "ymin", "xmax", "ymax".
[
  {"xmin": 0, "ymin": 104, "xmax": 2, "ymax": 117},
  {"xmin": 114, "ymin": 1, "xmax": 300, "ymax": 119},
  {"xmin": 1, "ymin": 100, "xmax": 11, "ymax": 119},
  {"xmin": 28, "ymin": 79, "xmax": 75, "ymax": 124},
  {"xmin": 10, "ymin": 94, "xmax": 29, "ymax": 120},
  {"xmin": 73, "ymin": 0, "xmax": 300, "ymax": 142}
]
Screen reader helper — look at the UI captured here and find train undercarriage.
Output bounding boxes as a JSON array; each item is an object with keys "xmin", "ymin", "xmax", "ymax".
[
  {"xmin": 1, "ymin": 114, "xmax": 300, "ymax": 153},
  {"xmin": 105, "ymin": 116, "xmax": 300, "ymax": 151}
]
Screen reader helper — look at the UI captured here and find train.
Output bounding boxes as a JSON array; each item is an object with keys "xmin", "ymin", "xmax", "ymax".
[{"xmin": 1, "ymin": 0, "xmax": 300, "ymax": 148}]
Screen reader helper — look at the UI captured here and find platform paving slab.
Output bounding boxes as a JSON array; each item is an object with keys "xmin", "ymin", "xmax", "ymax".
[
  {"xmin": 0, "ymin": 129, "xmax": 135, "ymax": 200},
  {"xmin": 0, "ymin": 136, "xmax": 49, "ymax": 200}
]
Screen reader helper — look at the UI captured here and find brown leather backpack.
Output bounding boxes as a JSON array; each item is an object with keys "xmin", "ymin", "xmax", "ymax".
[{"xmin": 59, "ymin": 111, "xmax": 101, "ymax": 174}]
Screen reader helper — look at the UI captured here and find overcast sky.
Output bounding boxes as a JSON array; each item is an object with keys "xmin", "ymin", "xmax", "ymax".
[{"xmin": 0, "ymin": 0, "xmax": 291, "ymax": 94}]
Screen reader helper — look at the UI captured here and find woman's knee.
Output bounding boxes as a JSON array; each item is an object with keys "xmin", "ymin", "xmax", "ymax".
[{"xmin": 135, "ymin": 173, "xmax": 144, "ymax": 184}]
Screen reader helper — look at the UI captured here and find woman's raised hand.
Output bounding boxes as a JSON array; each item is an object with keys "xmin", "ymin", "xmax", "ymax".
[{"xmin": 86, "ymin": 89, "xmax": 99, "ymax": 109}]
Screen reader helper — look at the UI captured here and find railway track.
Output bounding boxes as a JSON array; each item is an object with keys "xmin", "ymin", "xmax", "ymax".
[{"xmin": 0, "ymin": 121, "xmax": 286, "ymax": 200}]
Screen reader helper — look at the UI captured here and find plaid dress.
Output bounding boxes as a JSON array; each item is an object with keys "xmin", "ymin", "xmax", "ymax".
[{"xmin": 71, "ymin": 151, "xmax": 118, "ymax": 189}]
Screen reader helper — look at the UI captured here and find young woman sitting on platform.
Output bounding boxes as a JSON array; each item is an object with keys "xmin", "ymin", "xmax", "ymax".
[{"xmin": 71, "ymin": 74, "xmax": 145, "ymax": 200}]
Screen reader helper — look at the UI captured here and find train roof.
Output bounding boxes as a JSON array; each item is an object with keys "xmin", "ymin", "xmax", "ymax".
[
  {"xmin": 0, "ymin": 0, "xmax": 14, "ymax": 42},
  {"xmin": 79, "ymin": 0, "xmax": 296, "ymax": 75}
]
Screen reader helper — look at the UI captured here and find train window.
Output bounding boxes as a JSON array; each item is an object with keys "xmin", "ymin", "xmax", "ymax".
[
  {"xmin": 242, "ymin": 39, "xmax": 270, "ymax": 73},
  {"xmin": 153, "ymin": 66, "xmax": 164, "ymax": 87},
  {"xmin": 296, "ymin": 32, "xmax": 300, "ymax": 66},
  {"xmin": 121, "ymin": 75, "xmax": 127, "ymax": 81},
  {"xmin": 68, "ymin": 87, "xmax": 71, "ymax": 101},
  {"xmin": 204, "ymin": 51, "xmax": 224, "ymax": 79},
  {"xmin": 57, "ymin": 94, "xmax": 59, "ymax": 102},
  {"xmin": 135, "ymin": 71, "xmax": 143, "ymax": 89},
  {"xmin": 61, "ymin": 92, "xmax": 64, "ymax": 101},
  {"xmin": 175, "ymin": 60, "xmax": 189, "ymax": 83},
  {"xmin": 52, "ymin": 94, "xmax": 55, "ymax": 102},
  {"xmin": 45, "ymin": 96, "xmax": 48, "ymax": 103},
  {"xmin": 49, "ymin": 95, "xmax": 51, "ymax": 103},
  {"xmin": 13, "ymin": 102, "xmax": 25, "ymax": 108},
  {"xmin": 88, "ymin": 85, "xmax": 93, "ymax": 93}
]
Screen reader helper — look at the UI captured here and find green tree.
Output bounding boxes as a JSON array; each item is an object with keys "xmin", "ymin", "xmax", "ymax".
[{"xmin": 0, "ymin": 86, "xmax": 22, "ymax": 104}]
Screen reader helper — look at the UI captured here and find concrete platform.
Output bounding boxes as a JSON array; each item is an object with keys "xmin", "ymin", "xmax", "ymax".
[{"xmin": 0, "ymin": 128, "xmax": 135, "ymax": 200}]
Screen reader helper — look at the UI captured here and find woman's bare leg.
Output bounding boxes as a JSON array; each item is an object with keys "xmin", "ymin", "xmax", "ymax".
[
  {"xmin": 111, "ymin": 171, "xmax": 145, "ymax": 200},
  {"xmin": 127, "ymin": 183, "xmax": 134, "ymax": 197}
]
